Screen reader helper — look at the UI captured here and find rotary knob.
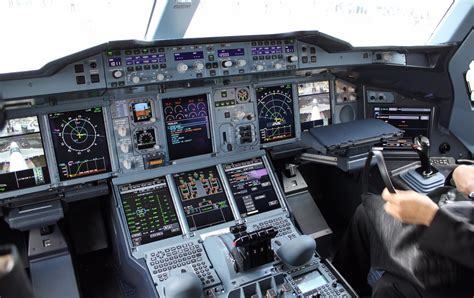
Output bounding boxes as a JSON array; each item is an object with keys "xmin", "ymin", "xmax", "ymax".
[
  {"xmin": 287, "ymin": 55, "xmax": 298, "ymax": 63},
  {"xmin": 112, "ymin": 70, "xmax": 123, "ymax": 79},
  {"xmin": 256, "ymin": 65, "xmax": 264, "ymax": 71},
  {"xmin": 274, "ymin": 63, "xmax": 283, "ymax": 70},
  {"xmin": 131, "ymin": 76, "xmax": 140, "ymax": 84},
  {"xmin": 222, "ymin": 60, "xmax": 233, "ymax": 68},
  {"xmin": 236, "ymin": 59, "xmax": 247, "ymax": 67},
  {"xmin": 194, "ymin": 61, "xmax": 204, "ymax": 71},
  {"xmin": 177, "ymin": 63, "xmax": 189, "ymax": 73},
  {"xmin": 156, "ymin": 73, "xmax": 165, "ymax": 81}
]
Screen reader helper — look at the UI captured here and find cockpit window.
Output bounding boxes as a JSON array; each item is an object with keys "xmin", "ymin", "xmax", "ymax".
[
  {"xmin": 0, "ymin": 0, "xmax": 453, "ymax": 75},
  {"xmin": 185, "ymin": 0, "xmax": 453, "ymax": 46}
]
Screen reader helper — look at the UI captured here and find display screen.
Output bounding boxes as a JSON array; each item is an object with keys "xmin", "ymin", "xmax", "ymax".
[
  {"xmin": 162, "ymin": 94, "xmax": 213, "ymax": 160},
  {"xmin": 48, "ymin": 107, "xmax": 112, "ymax": 181},
  {"xmin": 125, "ymin": 54, "xmax": 166, "ymax": 65},
  {"xmin": 130, "ymin": 101, "xmax": 153, "ymax": 123},
  {"xmin": 217, "ymin": 48, "xmax": 245, "ymax": 57},
  {"xmin": 108, "ymin": 57, "xmax": 122, "ymax": 67},
  {"xmin": 298, "ymin": 81, "xmax": 332, "ymax": 131},
  {"xmin": 135, "ymin": 128, "xmax": 156, "ymax": 150},
  {"xmin": 119, "ymin": 177, "xmax": 182, "ymax": 246},
  {"xmin": 0, "ymin": 117, "xmax": 50, "ymax": 193},
  {"xmin": 294, "ymin": 270, "xmax": 328, "ymax": 294},
  {"xmin": 174, "ymin": 51, "xmax": 204, "ymax": 61},
  {"xmin": 373, "ymin": 107, "xmax": 431, "ymax": 149},
  {"xmin": 251, "ymin": 46, "xmax": 283, "ymax": 55},
  {"xmin": 223, "ymin": 157, "xmax": 280, "ymax": 217},
  {"xmin": 256, "ymin": 84, "xmax": 296, "ymax": 144},
  {"xmin": 173, "ymin": 166, "xmax": 234, "ymax": 231}
]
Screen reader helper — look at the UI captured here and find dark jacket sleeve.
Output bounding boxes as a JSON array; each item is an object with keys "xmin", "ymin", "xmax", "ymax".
[{"xmin": 419, "ymin": 209, "xmax": 474, "ymax": 269}]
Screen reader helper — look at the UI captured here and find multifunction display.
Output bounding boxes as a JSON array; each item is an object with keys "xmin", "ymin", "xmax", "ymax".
[
  {"xmin": 48, "ymin": 107, "xmax": 112, "ymax": 181},
  {"xmin": 373, "ymin": 107, "xmax": 431, "ymax": 149},
  {"xmin": 256, "ymin": 84, "xmax": 296, "ymax": 144},
  {"xmin": 223, "ymin": 157, "xmax": 280, "ymax": 217},
  {"xmin": 0, "ymin": 117, "xmax": 50, "ymax": 193},
  {"xmin": 298, "ymin": 81, "xmax": 332, "ymax": 131},
  {"xmin": 119, "ymin": 177, "xmax": 182, "ymax": 246},
  {"xmin": 174, "ymin": 51, "xmax": 204, "ymax": 61},
  {"xmin": 162, "ymin": 94, "xmax": 213, "ymax": 160},
  {"xmin": 173, "ymin": 166, "xmax": 234, "ymax": 231}
]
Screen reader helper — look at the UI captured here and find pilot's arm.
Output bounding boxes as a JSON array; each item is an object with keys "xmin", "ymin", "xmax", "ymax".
[{"xmin": 382, "ymin": 165, "xmax": 474, "ymax": 269}]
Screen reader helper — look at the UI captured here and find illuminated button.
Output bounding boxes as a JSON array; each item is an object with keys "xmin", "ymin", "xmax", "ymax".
[
  {"xmin": 311, "ymin": 56, "xmax": 317, "ymax": 63},
  {"xmin": 125, "ymin": 50, "xmax": 132, "ymax": 55},
  {"xmin": 144, "ymin": 65, "xmax": 151, "ymax": 70},
  {"xmin": 135, "ymin": 66, "xmax": 143, "ymax": 71},
  {"xmin": 208, "ymin": 55, "xmax": 215, "ymax": 61},
  {"xmin": 127, "ymin": 66, "xmax": 134, "ymax": 72},
  {"xmin": 302, "ymin": 56, "xmax": 308, "ymax": 63},
  {"xmin": 150, "ymin": 48, "xmax": 157, "ymax": 53},
  {"xmin": 133, "ymin": 49, "xmax": 140, "ymax": 54}
]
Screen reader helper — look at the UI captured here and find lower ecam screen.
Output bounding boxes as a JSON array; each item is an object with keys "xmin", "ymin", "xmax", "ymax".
[
  {"xmin": 162, "ymin": 94, "xmax": 213, "ymax": 160},
  {"xmin": 173, "ymin": 166, "xmax": 234, "ymax": 230},
  {"xmin": 223, "ymin": 158, "xmax": 281, "ymax": 217},
  {"xmin": 120, "ymin": 178, "xmax": 182, "ymax": 246}
]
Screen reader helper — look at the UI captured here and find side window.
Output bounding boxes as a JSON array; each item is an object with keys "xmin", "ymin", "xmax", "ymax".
[{"xmin": 466, "ymin": 60, "xmax": 474, "ymax": 103}]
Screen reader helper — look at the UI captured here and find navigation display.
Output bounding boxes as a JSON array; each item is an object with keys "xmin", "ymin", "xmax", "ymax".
[
  {"xmin": 256, "ymin": 84, "xmax": 296, "ymax": 144},
  {"xmin": 373, "ymin": 107, "xmax": 431, "ymax": 149},
  {"xmin": 223, "ymin": 157, "xmax": 280, "ymax": 217},
  {"xmin": 162, "ymin": 94, "xmax": 213, "ymax": 160},
  {"xmin": 119, "ymin": 177, "xmax": 182, "ymax": 246},
  {"xmin": 48, "ymin": 107, "xmax": 112, "ymax": 181},
  {"xmin": 0, "ymin": 117, "xmax": 50, "ymax": 193},
  {"xmin": 173, "ymin": 166, "xmax": 234, "ymax": 231},
  {"xmin": 298, "ymin": 81, "xmax": 332, "ymax": 131}
]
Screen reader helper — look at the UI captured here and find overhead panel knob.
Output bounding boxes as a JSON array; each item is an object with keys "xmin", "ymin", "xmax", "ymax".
[
  {"xmin": 112, "ymin": 70, "xmax": 123, "ymax": 79},
  {"xmin": 156, "ymin": 73, "xmax": 165, "ymax": 81},
  {"xmin": 287, "ymin": 55, "xmax": 298, "ymax": 63},
  {"xmin": 222, "ymin": 60, "xmax": 233, "ymax": 68},
  {"xmin": 131, "ymin": 76, "xmax": 140, "ymax": 84},
  {"xmin": 177, "ymin": 63, "xmax": 189, "ymax": 73},
  {"xmin": 193, "ymin": 61, "xmax": 204, "ymax": 71},
  {"xmin": 236, "ymin": 59, "xmax": 247, "ymax": 67}
]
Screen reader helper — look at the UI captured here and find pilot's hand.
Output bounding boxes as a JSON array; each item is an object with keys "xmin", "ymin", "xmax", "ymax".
[
  {"xmin": 382, "ymin": 188, "xmax": 439, "ymax": 226},
  {"xmin": 452, "ymin": 165, "xmax": 474, "ymax": 196}
]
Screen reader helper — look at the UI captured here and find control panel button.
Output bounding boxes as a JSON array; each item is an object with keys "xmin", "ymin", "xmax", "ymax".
[
  {"xmin": 236, "ymin": 59, "xmax": 247, "ymax": 67},
  {"xmin": 132, "ymin": 76, "xmax": 140, "ymax": 84},
  {"xmin": 287, "ymin": 55, "xmax": 298, "ymax": 63}
]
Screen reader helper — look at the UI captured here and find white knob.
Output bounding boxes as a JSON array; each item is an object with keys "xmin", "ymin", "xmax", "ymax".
[
  {"xmin": 274, "ymin": 63, "xmax": 283, "ymax": 70},
  {"xmin": 222, "ymin": 60, "xmax": 233, "ymax": 68},
  {"xmin": 194, "ymin": 61, "xmax": 204, "ymax": 71},
  {"xmin": 112, "ymin": 70, "xmax": 123, "ymax": 79},
  {"xmin": 177, "ymin": 63, "xmax": 188, "ymax": 73},
  {"xmin": 132, "ymin": 76, "xmax": 140, "ymax": 84},
  {"xmin": 236, "ymin": 59, "xmax": 247, "ymax": 67},
  {"xmin": 122, "ymin": 159, "xmax": 132, "ymax": 170},
  {"xmin": 288, "ymin": 55, "xmax": 298, "ymax": 63},
  {"xmin": 256, "ymin": 65, "xmax": 264, "ymax": 71},
  {"xmin": 120, "ymin": 143, "xmax": 130, "ymax": 153},
  {"xmin": 156, "ymin": 73, "xmax": 165, "ymax": 81}
]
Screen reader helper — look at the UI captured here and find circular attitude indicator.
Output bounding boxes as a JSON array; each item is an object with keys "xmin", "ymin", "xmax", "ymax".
[
  {"xmin": 60, "ymin": 116, "xmax": 98, "ymax": 154},
  {"xmin": 256, "ymin": 84, "xmax": 295, "ymax": 144}
]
